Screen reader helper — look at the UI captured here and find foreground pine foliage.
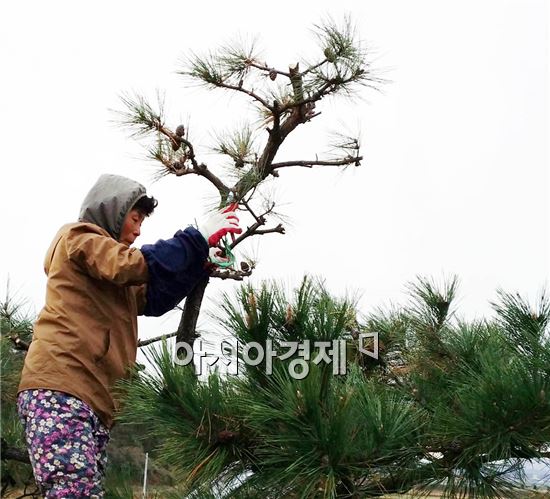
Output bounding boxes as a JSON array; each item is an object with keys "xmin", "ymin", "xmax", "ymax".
[
  {"xmin": 117, "ymin": 277, "xmax": 550, "ymax": 498},
  {"xmin": 0, "ymin": 290, "xmax": 36, "ymax": 494}
]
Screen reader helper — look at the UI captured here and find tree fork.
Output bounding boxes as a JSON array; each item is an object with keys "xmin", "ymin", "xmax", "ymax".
[{"xmin": 233, "ymin": 103, "xmax": 305, "ymax": 198}]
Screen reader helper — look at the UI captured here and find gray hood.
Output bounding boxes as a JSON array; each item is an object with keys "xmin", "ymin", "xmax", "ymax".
[{"xmin": 78, "ymin": 174, "xmax": 147, "ymax": 241}]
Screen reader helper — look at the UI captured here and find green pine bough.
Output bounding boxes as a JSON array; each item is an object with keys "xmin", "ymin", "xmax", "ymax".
[{"xmin": 114, "ymin": 276, "xmax": 550, "ymax": 498}]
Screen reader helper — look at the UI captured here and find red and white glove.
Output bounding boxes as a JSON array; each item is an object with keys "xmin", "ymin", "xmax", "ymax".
[{"xmin": 197, "ymin": 205, "xmax": 242, "ymax": 247}]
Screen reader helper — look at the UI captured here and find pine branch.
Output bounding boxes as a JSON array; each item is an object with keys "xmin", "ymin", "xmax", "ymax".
[
  {"xmin": 210, "ymin": 81, "xmax": 273, "ymax": 110},
  {"xmin": 271, "ymin": 156, "xmax": 362, "ymax": 169},
  {"xmin": 150, "ymin": 143, "xmax": 230, "ymax": 196},
  {"xmin": 138, "ymin": 331, "xmax": 178, "ymax": 348},
  {"xmin": 230, "ymin": 204, "xmax": 277, "ymax": 248},
  {"xmin": 163, "ymin": 161, "xmax": 230, "ymax": 197},
  {"xmin": 492, "ymin": 288, "xmax": 549, "ymax": 354},
  {"xmin": 180, "ymin": 54, "xmax": 273, "ymax": 110},
  {"xmin": 1, "ymin": 283, "xmax": 34, "ymax": 342},
  {"xmin": 300, "ymin": 58, "xmax": 330, "ymax": 77},
  {"xmin": 116, "ymin": 92, "xmax": 166, "ymax": 138},
  {"xmin": 193, "ymin": 163, "xmax": 231, "ymax": 197},
  {"xmin": 239, "ymin": 196, "xmax": 262, "ymax": 223},
  {"xmin": 210, "ymin": 268, "xmax": 253, "ymax": 281},
  {"xmin": 117, "ymin": 95, "xmax": 231, "ymax": 196},
  {"xmin": 148, "ymin": 117, "xmax": 198, "ymax": 167},
  {"xmin": 253, "ymin": 224, "xmax": 285, "ymax": 236},
  {"xmin": 246, "ymin": 60, "xmax": 291, "ymax": 78},
  {"xmin": 213, "ymin": 125, "xmax": 257, "ymax": 169},
  {"xmin": 230, "ymin": 219, "xmax": 266, "ymax": 248}
]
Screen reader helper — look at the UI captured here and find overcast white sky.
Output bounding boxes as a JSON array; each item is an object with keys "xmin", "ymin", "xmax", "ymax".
[{"xmin": 1, "ymin": 1, "xmax": 548, "ymax": 351}]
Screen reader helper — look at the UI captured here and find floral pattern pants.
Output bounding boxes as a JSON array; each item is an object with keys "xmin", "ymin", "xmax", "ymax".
[{"xmin": 17, "ymin": 389, "xmax": 110, "ymax": 498}]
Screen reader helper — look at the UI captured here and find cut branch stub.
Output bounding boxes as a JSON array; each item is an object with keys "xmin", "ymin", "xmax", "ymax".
[
  {"xmin": 9, "ymin": 334, "xmax": 29, "ymax": 351},
  {"xmin": 289, "ymin": 63, "xmax": 304, "ymax": 102},
  {"xmin": 138, "ymin": 331, "xmax": 178, "ymax": 348}
]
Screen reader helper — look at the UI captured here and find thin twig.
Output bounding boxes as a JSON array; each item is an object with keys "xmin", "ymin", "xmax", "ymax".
[
  {"xmin": 300, "ymin": 58, "xmax": 330, "ymax": 77},
  {"xmin": 138, "ymin": 331, "xmax": 178, "ymax": 348},
  {"xmin": 230, "ymin": 204, "xmax": 275, "ymax": 248},
  {"xmin": 215, "ymin": 82, "xmax": 273, "ymax": 110},
  {"xmin": 240, "ymin": 197, "xmax": 261, "ymax": 224},
  {"xmin": 230, "ymin": 219, "xmax": 265, "ymax": 248},
  {"xmin": 247, "ymin": 61, "xmax": 291, "ymax": 78}
]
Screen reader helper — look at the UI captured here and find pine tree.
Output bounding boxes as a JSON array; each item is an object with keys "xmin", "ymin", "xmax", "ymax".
[
  {"xmin": 116, "ymin": 17, "xmax": 384, "ymax": 354},
  {"xmin": 116, "ymin": 276, "xmax": 550, "ymax": 498}
]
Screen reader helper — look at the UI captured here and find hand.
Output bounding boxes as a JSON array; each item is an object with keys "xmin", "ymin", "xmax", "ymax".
[
  {"xmin": 203, "ymin": 247, "xmax": 230, "ymax": 271},
  {"xmin": 209, "ymin": 247, "xmax": 229, "ymax": 263},
  {"xmin": 197, "ymin": 207, "xmax": 242, "ymax": 247}
]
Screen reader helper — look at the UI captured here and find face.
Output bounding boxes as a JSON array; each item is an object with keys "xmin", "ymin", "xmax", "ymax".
[{"xmin": 119, "ymin": 209, "xmax": 145, "ymax": 246}]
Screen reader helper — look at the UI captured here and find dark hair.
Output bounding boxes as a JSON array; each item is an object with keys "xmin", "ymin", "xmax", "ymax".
[{"xmin": 133, "ymin": 195, "xmax": 158, "ymax": 217}]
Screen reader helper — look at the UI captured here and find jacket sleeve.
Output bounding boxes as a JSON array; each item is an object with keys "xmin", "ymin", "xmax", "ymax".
[
  {"xmin": 139, "ymin": 226, "xmax": 209, "ymax": 317},
  {"xmin": 66, "ymin": 228, "xmax": 149, "ymax": 285}
]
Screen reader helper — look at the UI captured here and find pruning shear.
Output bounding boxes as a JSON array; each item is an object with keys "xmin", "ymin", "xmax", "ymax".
[{"xmin": 209, "ymin": 194, "xmax": 239, "ymax": 269}]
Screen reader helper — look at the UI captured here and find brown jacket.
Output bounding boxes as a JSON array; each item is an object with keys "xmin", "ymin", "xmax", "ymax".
[
  {"xmin": 18, "ymin": 222, "xmax": 149, "ymax": 428},
  {"xmin": 18, "ymin": 174, "xmax": 150, "ymax": 428}
]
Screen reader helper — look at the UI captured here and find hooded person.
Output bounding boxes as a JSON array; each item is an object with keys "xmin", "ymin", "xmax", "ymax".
[{"xmin": 16, "ymin": 173, "xmax": 241, "ymax": 498}]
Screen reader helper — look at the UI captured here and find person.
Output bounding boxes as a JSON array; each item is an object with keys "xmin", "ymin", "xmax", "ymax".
[{"xmin": 16, "ymin": 173, "xmax": 241, "ymax": 498}]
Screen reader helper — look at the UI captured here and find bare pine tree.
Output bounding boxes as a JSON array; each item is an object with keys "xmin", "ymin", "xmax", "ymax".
[{"xmin": 117, "ymin": 18, "xmax": 384, "ymax": 354}]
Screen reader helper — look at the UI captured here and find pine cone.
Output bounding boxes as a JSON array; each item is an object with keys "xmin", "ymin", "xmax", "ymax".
[
  {"xmin": 324, "ymin": 47, "xmax": 336, "ymax": 63},
  {"xmin": 240, "ymin": 261, "xmax": 250, "ymax": 272},
  {"xmin": 175, "ymin": 125, "xmax": 185, "ymax": 137},
  {"xmin": 269, "ymin": 69, "xmax": 277, "ymax": 81}
]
